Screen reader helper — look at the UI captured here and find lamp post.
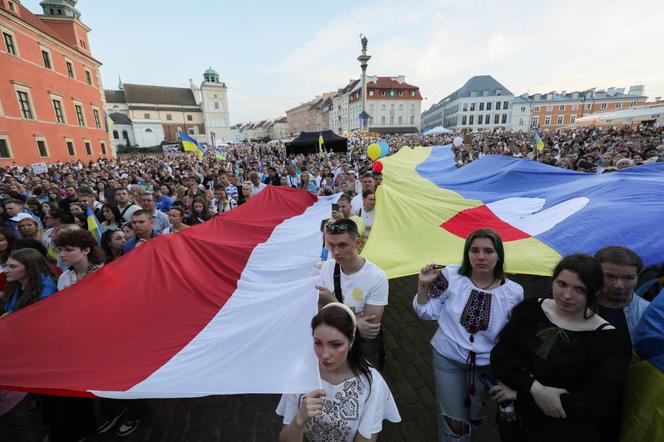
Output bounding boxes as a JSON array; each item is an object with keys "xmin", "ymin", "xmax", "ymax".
[{"xmin": 358, "ymin": 34, "xmax": 371, "ymax": 132}]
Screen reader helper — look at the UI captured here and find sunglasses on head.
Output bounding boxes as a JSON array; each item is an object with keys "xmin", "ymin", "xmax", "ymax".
[{"xmin": 325, "ymin": 222, "xmax": 357, "ymax": 235}]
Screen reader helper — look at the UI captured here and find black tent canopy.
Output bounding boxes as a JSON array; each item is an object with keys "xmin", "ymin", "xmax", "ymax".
[{"xmin": 285, "ymin": 130, "xmax": 347, "ymax": 155}]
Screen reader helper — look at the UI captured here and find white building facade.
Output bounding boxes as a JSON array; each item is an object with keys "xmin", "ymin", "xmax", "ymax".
[
  {"xmin": 421, "ymin": 75, "xmax": 514, "ymax": 132},
  {"xmin": 510, "ymin": 95, "xmax": 532, "ymax": 131}
]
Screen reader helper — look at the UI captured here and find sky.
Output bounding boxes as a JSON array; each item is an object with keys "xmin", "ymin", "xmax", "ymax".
[{"xmin": 23, "ymin": 0, "xmax": 663, "ymax": 124}]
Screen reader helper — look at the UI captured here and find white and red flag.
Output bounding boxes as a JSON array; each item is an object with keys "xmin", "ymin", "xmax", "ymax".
[{"xmin": 0, "ymin": 187, "xmax": 329, "ymax": 398}]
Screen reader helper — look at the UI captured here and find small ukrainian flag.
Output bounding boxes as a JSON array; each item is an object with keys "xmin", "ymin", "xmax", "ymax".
[
  {"xmin": 86, "ymin": 206, "xmax": 104, "ymax": 244},
  {"xmin": 179, "ymin": 131, "xmax": 205, "ymax": 159}
]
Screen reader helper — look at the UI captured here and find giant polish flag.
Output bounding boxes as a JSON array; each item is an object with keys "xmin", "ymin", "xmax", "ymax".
[{"xmin": 0, "ymin": 187, "xmax": 330, "ymax": 398}]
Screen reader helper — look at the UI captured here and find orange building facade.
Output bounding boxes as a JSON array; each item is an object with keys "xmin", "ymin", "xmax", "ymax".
[{"xmin": 0, "ymin": 0, "xmax": 110, "ymax": 166}]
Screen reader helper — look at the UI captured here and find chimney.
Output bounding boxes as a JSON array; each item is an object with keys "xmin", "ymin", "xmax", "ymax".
[
  {"xmin": 628, "ymin": 85, "xmax": 645, "ymax": 97},
  {"xmin": 607, "ymin": 87, "xmax": 616, "ymax": 96}
]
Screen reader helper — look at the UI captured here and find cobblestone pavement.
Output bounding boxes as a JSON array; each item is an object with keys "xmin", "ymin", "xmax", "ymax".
[{"xmin": 36, "ymin": 274, "xmax": 548, "ymax": 441}]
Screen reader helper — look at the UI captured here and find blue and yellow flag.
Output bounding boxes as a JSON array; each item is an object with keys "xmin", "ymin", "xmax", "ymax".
[
  {"xmin": 318, "ymin": 133, "xmax": 325, "ymax": 153},
  {"xmin": 86, "ymin": 206, "xmax": 104, "ymax": 244},
  {"xmin": 362, "ymin": 145, "xmax": 664, "ymax": 278},
  {"xmin": 534, "ymin": 131, "xmax": 545, "ymax": 151},
  {"xmin": 214, "ymin": 147, "xmax": 226, "ymax": 160},
  {"xmin": 179, "ymin": 132, "xmax": 204, "ymax": 159}
]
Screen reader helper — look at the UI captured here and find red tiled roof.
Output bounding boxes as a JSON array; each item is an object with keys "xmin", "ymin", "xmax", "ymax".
[{"xmin": 367, "ymin": 77, "xmax": 419, "ymax": 90}]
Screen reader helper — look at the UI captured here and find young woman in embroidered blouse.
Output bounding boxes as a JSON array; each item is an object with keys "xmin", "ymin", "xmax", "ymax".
[
  {"xmin": 490, "ymin": 254, "xmax": 631, "ymax": 442},
  {"xmin": 413, "ymin": 228, "xmax": 524, "ymax": 442},
  {"xmin": 277, "ymin": 303, "xmax": 400, "ymax": 442}
]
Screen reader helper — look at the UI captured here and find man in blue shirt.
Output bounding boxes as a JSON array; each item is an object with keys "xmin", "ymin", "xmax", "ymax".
[
  {"xmin": 124, "ymin": 210, "xmax": 160, "ymax": 253},
  {"xmin": 153, "ymin": 187, "xmax": 173, "ymax": 213}
]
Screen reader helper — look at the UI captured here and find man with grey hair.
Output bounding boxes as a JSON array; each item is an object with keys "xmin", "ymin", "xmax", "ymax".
[{"xmin": 249, "ymin": 171, "xmax": 267, "ymax": 196}]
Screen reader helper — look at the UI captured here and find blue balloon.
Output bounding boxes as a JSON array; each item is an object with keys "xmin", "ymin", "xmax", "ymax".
[{"xmin": 378, "ymin": 141, "xmax": 390, "ymax": 158}]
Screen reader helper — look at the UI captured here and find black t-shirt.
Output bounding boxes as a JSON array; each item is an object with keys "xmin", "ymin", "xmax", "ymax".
[{"xmin": 597, "ymin": 304, "xmax": 631, "ymax": 347}]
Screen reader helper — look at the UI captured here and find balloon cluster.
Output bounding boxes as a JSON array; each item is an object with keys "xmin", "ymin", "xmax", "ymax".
[{"xmin": 367, "ymin": 141, "xmax": 390, "ymax": 161}]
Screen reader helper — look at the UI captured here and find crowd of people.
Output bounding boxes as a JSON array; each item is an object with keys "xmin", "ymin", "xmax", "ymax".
[{"xmin": 0, "ymin": 125, "xmax": 662, "ymax": 441}]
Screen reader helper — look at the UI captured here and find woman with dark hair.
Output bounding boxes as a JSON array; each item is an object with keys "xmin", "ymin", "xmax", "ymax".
[
  {"xmin": 1, "ymin": 248, "xmax": 57, "ymax": 314},
  {"xmin": 100, "ymin": 203, "xmax": 123, "ymax": 230},
  {"xmin": 188, "ymin": 196, "xmax": 212, "ymax": 225},
  {"xmin": 0, "ymin": 227, "xmax": 16, "ymax": 270},
  {"xmin": 72, "ymin": 212, "xmax": 87, "ymax": 228},
  {"xmin": 414, "ymin": 228, "xmax": 524, "ymax": 441},
  {"xmin": 490, "ymin": 254, "xmax": 631, "ymax": 442},
  {"xmin": 100, "ymin": 229, "xmax": 126, "ymax": 263},
  {"xmin": 54, "ymin": 229, "xmax": 104, "ymax": 290},
  {"xmin": 277, "ymin": 302, "xmax": 400, "ymax": 441},
  {"xmin": 0, "ymin": 248, "xmax": 56, "ymax": 442},
  {"xmin": 163, "ymin": 207, "xmax": 188, "ymax": 234}
]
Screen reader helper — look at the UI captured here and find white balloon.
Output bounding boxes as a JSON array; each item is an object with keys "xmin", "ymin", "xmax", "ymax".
[{"xmin": 453, "ymin": 136, "xmax": 463, "ymax": 147}]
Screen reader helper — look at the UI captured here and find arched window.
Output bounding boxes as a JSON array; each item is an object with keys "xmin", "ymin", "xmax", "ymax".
[
  {"xmin": 113, "ymin": 130, "xmax": 119, "ymax": 139},
  {"xmin": 145, "ymin": 128, "xmax": 152, "ymax": 133},
  {"xmin": 122, "ymin": 130, "xmax": 129, "ymax": 140}
]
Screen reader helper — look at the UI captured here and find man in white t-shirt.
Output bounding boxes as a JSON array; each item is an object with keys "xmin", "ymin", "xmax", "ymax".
[
  {"xmin": 356, "ymin": 189, "xmax": 375, "ymax": 240},
  {"xmin": 317, "ymin": 218, "xmax": 388, "ymax": 369}
]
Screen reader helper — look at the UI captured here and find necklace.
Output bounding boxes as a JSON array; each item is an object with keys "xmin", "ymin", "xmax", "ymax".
[{"xmin": 471, "ymin": 277, "xmax": 498, "ymax": 290}]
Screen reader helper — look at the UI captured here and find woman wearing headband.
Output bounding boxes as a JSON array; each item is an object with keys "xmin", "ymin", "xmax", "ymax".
[
  {"xmin": 277, "ymin": 302, "xmax": 400, "ymax": 441},
  {"xmin": 414, "ymin": 228, "xmax": 524, "ymax": 441}
]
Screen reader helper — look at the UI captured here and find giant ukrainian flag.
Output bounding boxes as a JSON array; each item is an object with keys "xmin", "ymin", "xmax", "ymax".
[{"xmin": 362, "ymin": 145, "xmax": 664, "ymax": 278}]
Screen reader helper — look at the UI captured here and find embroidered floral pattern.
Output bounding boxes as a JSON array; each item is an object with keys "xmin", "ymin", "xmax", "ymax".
[
  {"xmin": 429, "ymin": 273, "xmax": 449, "ymax": 299},
  {"xmin": 460, "ymin": 289, "xmax": 492, "ymax": 334},
  {"xmin": 300, "ymin": 378, "xmax": 366, "ymax": 442},
  {"xmin": 535, "ymin": 326, "xmax": 570, "ymax": 361}
]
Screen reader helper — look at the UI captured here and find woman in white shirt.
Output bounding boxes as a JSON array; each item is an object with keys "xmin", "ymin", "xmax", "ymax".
[
  {"xmin": 413, "ymin": 229, "xmax": 523, "ymax": 442},
  {"xmin": 277, "ymin": 302, "xmax": 400, "ymax": 441},
  {"xmin": 54, "ymin": 228, "xmax": 104, "ymax": 290}
]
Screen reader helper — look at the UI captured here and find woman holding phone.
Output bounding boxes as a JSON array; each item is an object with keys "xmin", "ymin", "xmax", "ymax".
[{"xmin": 414, "ymin": 229, "xmax": 524, "ymax": 441}]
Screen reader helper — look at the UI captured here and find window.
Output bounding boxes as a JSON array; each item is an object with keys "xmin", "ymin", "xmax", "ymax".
[
  {"xmin": 532, "ymin": 116, "xmax": 539, "ymax": 127},
  {"xmin": 166, "ymin": 114, "xmax": 172, "ymax": 121},
  {"xmin": 0, "ymin": 137, "xmax": 12, "ymax": 158},
  {"xmin": 41, "ymin": 49, "xmax": 52, "ymax": 69},
  {"xmin": 399, "ymin": 103, "xmax": 403, "ymax": 110},
  {"xmin": 92, "ymin": 109, "xmax": 101, "ymax": 128},
  {"xmin": 469, "ymin": 115, "xmax": 474, "ymax": 125},
  {"xmin": 145, "ymin": 128, "xmax": 152, "ymax": 133},
  {"xmin": 462, "ymin": 115, "xmax": 467, "ymax": 125},
  {"xmin": 113, "ymin": 130, "xmax": 119, "ymax": 139},
  {"xmin": 16, "ymin": 90, "xmax": 34, "ymax": 120},
  {"xmin": 557, "ymin": 115, "xmax": 564, "ymax": 125},
  {"xmin": 66, "ymin": 140, "xmax": 75, "ymax": 156},
  {"xmin": 36, "ymin": 138, "xmax": 49, "ymax": 157},
  {"xmin": 544, "ymin": 116, "xmax": 551, "ymax": 125},
  {"xmin": 585, "ymin": 103, "xmax": 592, "ymax": 110},
  {"xmin": 85, "ymin": 69, "xmax": 92, "ymax": 85},
  {"xmin": 479, "ymin": 102, "xmax": 484, "ymax": 111},
  {"xmin": 380, "ymin": 90, "xmax": 386, "ymax": 97},
  {"xmin": 519, "ymin": 118, "xmax": 524, "ymax": 126},
  {"xmin": 398, "ymin": 90, "xmax": 404, "ymax": 96},
  {"xmin": 3, "ymin": 32, "xmax": 16, "ymax": 56},
  {"xmin": 502, "ymin": 114, "xmax": 507, "ymax": 124},
  {"xmin": 494, "ymin": 114, "xmax": 499, "ymax": 124},
  {"xmin": 546, "ymin": 105, "xmax": 552, "ymax": 112},
  {"xmin": 52, "ymin": 99, "xmax": 65, "ymax": 123},
  {"xmin": 630, "ymin": 101, "xmax": 637, "ymax": 107},
  {"xmin": 559, "ymin": 105, "xmax": 565, "ymax": 111},
  {"xmin": 66, "ymin": 60, "xmax": 74, "ymax": 78},
  {"xmin": 463, "ymin": 103, "xmax": 468, "ymax": 112},
  {"xmin": 470, "ymin": 103, "xmax": 475, "ymax": 111},
  {"xmin": 214, "ymin": 102, "xmax": 220, "ymax": 110},
  {"xmin": 368, "ymin": 90, "xmax": 374, "ymax": 97},
  {"xmin": 615, "ymin": 102, "xmax": 623, "ymax": 109},
  {"xmin": 410, "ymin": 115, "xmax": 415, "ymax": 124},
  {"xmin": 572, "ymin": 104, "xmax": 578, "ymax": 110},
  {"xmin": 570, "ymin": 115, "xmax": 576, "ymax": 124},
  {"xmin": 187, "ymin": 114, "xmax": 193, "ymax": 121},
  {"xmin": 389, "ymin": 116, "xmax": 394, "ymax": 124},
  {"xmin": 487, "ymin": 102, "xmax": 492, "ymax": 111},
  {"xmin": 503, "ymin": 101, "xmax": 509, "ymax": 110},
  {"xmin": 381, "ymin": 116, "xmax": 386, "ymax": 124},
  {"xmin": 122, "ymin": 130, "xmax": 129, "ymax": 141},
  {"xmin": 478, "ymin": 115, "xmax": 483, "ymax": 125},
  {"xmin": 533, "ymin": 106, "xmax": 540, "ymax": 112},
  {"xmin": 100, "ymin": 142, "xmax": 107, "ymax": 155},
  {"xmin": 85, "ymin": 141, "xmax": 92, "ymax": 155},
  {"xmin": 600, "ymin": 102, "xmax": 608, "ymax": 110},
  {"xmin": 7, "ymin": 1, "xmax": 15, "ymax": 12},
  {"xmin": 144, "ymin": 113, "xmax": 150, "ymax": 119},
  {"xmin": 381, "ymin": 104, "xmax": 386, "ymax": 111},
  {"xmin": 75, "ymin": 104, "xmax": 85, "ymax": 126},
  {"xmin": 410, "ymin": 90, "xmax": 416, "ymax": 97}
]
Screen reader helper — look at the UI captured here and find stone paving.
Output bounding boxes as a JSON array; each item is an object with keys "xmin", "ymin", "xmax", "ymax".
[{"xmin": 36, "ymin": 274, "xmax": 548, "ymax": 441}]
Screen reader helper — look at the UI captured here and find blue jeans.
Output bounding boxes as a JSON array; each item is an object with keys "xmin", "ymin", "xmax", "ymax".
[{"xmin": 432, "ymin": 349, "xmax": 489, "ymax": 442}]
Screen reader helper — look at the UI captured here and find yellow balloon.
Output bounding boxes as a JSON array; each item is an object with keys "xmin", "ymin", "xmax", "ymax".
[{"xmin": 367, "ymin": 143, "xmax": 381, "ymax": 160}]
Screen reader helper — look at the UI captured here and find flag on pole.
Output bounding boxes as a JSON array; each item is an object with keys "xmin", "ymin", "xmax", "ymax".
[
  {"xmin": 179, "ymin": 131, "xmax": 205, "ymax": 159},
  {"xmin": 0, "ymin": 187, "xmax": 329, "ymax": 398},
  {"xmin": 86, "ymin": 206, "xmax": 104, "ymax": 244}
]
